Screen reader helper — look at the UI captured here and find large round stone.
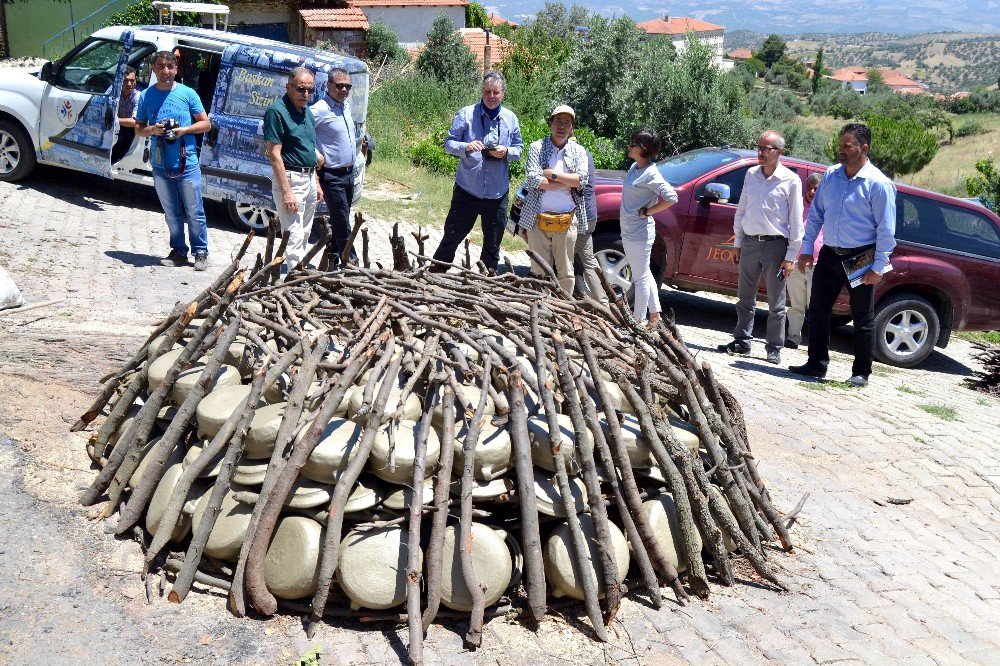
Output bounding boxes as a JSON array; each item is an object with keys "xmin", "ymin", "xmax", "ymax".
[
  {"xmin": 299, "ymin": 418, "xmax": 364, "ymax": 483},
  {"xmin": 527, "ymin": 414, "xmax": 584, "ymax": 474},
  {"xmin": 370, "ymin": 420, "xmax": 441, "ymax": 485},
  {"xmin": 382, "ymin": 478, "xmax": 434, "ymax": 510},
  {"xmin": 243, "ymin": 402, "xmax": 288, "ymax": 459},
  {"xmin": 449, "ymin": 476, "xmax": 515, "ymax": 502},
  {"xmin": 233, "ymin": 457, "xmax": 269, "ymax": 486},
  {"xmin": 642, "ymin": 493, "xmax": 703, "ymax": 573},
  {"xmin": 129, "ymin": 437, "xmax": 183, "ymax": 490},
  {"xmin": 669, "ymin": 417, "xmax": 701, "ymax": 452},
  {"xmin": 601, "ymin": 413, "xmax": 652, "ymax": 468},
  {"xmin": 196, "ymin": 385, "xmax": 266, "ymax": 440},
  {"xmin": 283, "ymin": 477, "xmax": 333, "ymax": 509},
  {"xmin": 182, "ymin": 440, "xmax": 225, "ymax": 478},
  {"xmin": 171, "ymin": 363, "xmax": 241, "ymax": 406},
  {"xmin": 191, "ymin": 484, "xmax": 253, "ymax": 561},
  {"xmin": 349, "ymin": 372, "xmax": 421, "ymax": 424},
  {"xmin": 439, "ymin": 523, "xmax": 513, "ymax": 612},
  {"xmin": 544, "ymin": 514, "xmax": 629, "ymax": 600},
  {"xmin": 533, "ymin": 469, "xmax": 587, "ymax": 517},
  {"xmin": 145, "ymin": 461, "xmax": 204, "ymax": 543},
  {"xmin": 338, "ymin": 525, "xmax": 421, "ymax": 610},
  {"xmin": 432, "ymin": 383, "xmax": 495, "ymax": 429},
  {"xmin": 452, "ymin": 422, "xmax": 513, "ymax": 481},
  {"xmin": 146, "ymin": 348, "xmax": 185, "ymax": 392},
  {"xmin": 263, "ymin": 516, "xmax": 324, "ymax": 600}
]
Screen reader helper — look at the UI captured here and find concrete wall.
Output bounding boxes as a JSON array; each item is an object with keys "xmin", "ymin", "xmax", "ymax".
[
  {"xmin": 358, "ymin": 6, "xmax": 465, "ymax": 45},
  {"xmin": 670, "ymin": 31, "xmax": 731, "ymax": 70},
  {"xmin": 307, "ymin": 28, "xmax": 366, "ymax": 57}
]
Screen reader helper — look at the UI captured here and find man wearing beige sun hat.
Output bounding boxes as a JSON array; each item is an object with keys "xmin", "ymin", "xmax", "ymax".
[{"xmin": 516, "ymin": 104, "xmax": 591, "ymax": 295}]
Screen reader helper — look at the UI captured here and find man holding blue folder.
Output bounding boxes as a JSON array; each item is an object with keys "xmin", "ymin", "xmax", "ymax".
[{"xmin": 789, "ymin": 122, "xmax": 896, "ymax": 387}]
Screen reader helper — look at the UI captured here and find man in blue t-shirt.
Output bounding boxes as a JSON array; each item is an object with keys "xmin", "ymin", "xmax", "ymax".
[{"xmin": 136, "ymin": 51, "xmax": 212, "ymax": 270}]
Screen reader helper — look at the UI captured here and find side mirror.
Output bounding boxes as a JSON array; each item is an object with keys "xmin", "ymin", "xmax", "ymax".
[
  {"xmin": 702, "ymin": 182, "xmax": 731, "ymax": 204},
  {"xmin": 39, "ymin": 61, "xmax": 54, "ymax": 82}
]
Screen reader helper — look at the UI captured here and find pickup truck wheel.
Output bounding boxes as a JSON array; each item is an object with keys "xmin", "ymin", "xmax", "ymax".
[
  {"xmin": 873, "ymin": 294, "xmax": 940, "ymax": 368},
  {"xmin": 0, "ymin": 119, "xmax": 37, "ymax": 182},
  {"xmin": 227, "ymin": 200, "xmax": 277, "ymax": 234},
  {"xmin": 593, "ymin": 234, "xmax": 633, "ymax": 298}
]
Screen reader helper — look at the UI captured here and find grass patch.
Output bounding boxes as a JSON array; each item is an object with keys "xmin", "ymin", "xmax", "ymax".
[
  {"xmin": 896, "ymin": 112, "xmax": 1000, "ymax": 196},
  {"xmin": 917, "ymin": 403, "xmax": 959, "ymax": 421},
  {"xmin": 798, "ymin": 381, "xmax": 828, "ymax": 390},
  {"xmin": 897, "ymin": 384, "xmax": 925, "ymax": 395},
  {"xmin": 914, "ymin": 435, "xmax": 927, "ymax": 444},
  {"xmin": 359, "ymin": 157, "xmax": 527, "ymax": 254},
  {"xmin": 957, "ymin": 330, "xmax": 1000, "ymax": 346},
  {"xmin": 976, "ymin": 397, "xmax": 989, "ymax": 406}
]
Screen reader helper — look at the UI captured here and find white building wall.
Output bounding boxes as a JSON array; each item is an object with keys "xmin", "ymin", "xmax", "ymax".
[
  {"xmin": 670, "ymin": 32, "xmax": 731, "ymax": 70},
  {"xmin": 359, "ymin": 6, "xmax": 466, "ymax": 45}
]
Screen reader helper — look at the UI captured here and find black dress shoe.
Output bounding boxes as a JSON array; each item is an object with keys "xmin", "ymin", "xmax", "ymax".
[
  {"xmin": 783, "ymin": 339, "xmax": 798, "ymax": 349},
  {"xmin": 789, "ymin": 363, "xmax": 826, "ymax": 379}
]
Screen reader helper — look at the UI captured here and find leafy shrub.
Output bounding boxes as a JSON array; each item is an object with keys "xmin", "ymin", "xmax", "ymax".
[
  {"xmin": 966, "ymin": 159, "xmax": 1000, "ymax": 214},
  {"xmin": 824, "ymin": 114, "xmax": 938, "ymax": 178},
  {"xmin": 749, "ymin": 87, "xmax": 804, "ymax": 125},
  {"xmin": 364, "ymin": 21, "xmax": 405, "ymax": 65},
  {"xmin": 408, "ymin": 130, "xmax": 456, "ymax": 175},
  {"xmin": 415, "ymin": 13, "xmax": 479, "ymax": 86},
  {"xmin": 103, "ymin": 0, "xmax": 220, "ymax": 27},
  {"xmin": 955, "ymin": 120, "xmax": 987, "ymax": 138}
]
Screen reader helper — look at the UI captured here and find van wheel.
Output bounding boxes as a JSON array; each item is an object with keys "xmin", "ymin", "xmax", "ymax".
[
  {"xmin": 227, "ymin": 200, "xmax": 277, "ymax": 234},
  {"xmin": 0, "ymin": 119, "xmax": 37, "ymax": 182},
  {"xmin": 873, "ymin": 294, "xmax": 940, "ymax": 368},
  {"xmin": 593, "ymin": 234, "xmax": 633, "ymax": 299}
]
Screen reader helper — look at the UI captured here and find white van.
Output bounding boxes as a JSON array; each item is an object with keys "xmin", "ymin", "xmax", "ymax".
[{"xmin": 0, "ymin": 25, "xmax": 370, "ymax": 231}]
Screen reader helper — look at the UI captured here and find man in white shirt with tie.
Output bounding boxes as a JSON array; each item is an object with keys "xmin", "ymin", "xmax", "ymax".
[
  {"xmin": 719, "ymin": 130, "xmax": 804, "ymax": 365},
  {"xmin": 313, "ymin": 68, "xmax": 358, "ymax": 266}
]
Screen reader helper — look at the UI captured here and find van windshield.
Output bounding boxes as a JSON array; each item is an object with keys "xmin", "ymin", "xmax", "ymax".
[
  {"xmin": 656, "ymin": 148, "xmax": 743, "ymax": 186},
  {"xmin": 348, "ymin": 70, "xmax": 368, "ymax": 122}
]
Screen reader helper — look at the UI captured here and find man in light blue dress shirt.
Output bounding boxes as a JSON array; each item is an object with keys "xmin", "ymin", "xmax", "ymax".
[
  {"xmin": 313, "ymin": 68, "xmax": 358, "ymax": 266},
  {"xmin": 790, "ymin": 122, "xmax": 897, "ymax": 387},
  {"xmin": 429, "ymin": 71, "xmax": 523, "ymax": 273}
]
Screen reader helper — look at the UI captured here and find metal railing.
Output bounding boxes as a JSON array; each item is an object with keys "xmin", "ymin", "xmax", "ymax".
[{"xmin": 41, "ymin": 0, "xmax": 133, "ymax": 59}]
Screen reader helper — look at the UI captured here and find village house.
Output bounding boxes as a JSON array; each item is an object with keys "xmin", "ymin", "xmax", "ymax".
[
  {"xmin": 830, "ymin": 66, "xmax": 929, "ymax": 95},
  {"xmin": 637, "ymin": 14, "xmax": 732, "ymax": 70}
]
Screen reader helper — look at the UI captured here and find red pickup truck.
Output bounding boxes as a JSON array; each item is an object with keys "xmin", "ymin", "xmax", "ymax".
[{"xmin": 588, "ymin": 147, "xmax": 1000, "ymax": 368}]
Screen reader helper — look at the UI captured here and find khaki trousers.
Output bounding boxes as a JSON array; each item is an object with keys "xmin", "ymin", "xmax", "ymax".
[
  {"xmin": 527, "ymin": 224, "xmax": 578, "ymax": 295},
  {"xmin": 786, "ymin": 265, "xmax": 814, "ymax": 345},
  {"xmin": 271, "ymin": 170, "xmax": 317, "ymax": 270}
]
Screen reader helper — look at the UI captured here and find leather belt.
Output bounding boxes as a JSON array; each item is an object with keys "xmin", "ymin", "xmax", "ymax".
[
  {"xmin": 284, "ymin": 164, "xmax": 315, "ymax": 174},
  {"xmin": 321, "ymin": 165, "xmax": 353, "ymax": 175},
  {"xmin": 747, "ymin": 234, "xmax": 786, "ymax": 242},
  {"xmin": 826, "ymin": 244, "xmax": 873, "ymax": 256}
]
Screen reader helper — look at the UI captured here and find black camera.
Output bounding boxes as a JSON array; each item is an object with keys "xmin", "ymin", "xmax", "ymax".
[
  {"xmin": 482, "ymin": 141, "xmax": 500, "ymax": 159},
  {"xmin": 161, "ymin": 117, "xmax": 180, "ymax": 143}
]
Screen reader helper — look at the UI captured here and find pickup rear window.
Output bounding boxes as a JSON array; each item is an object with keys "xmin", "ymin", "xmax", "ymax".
[
  {"xmin": 897, "ymin": 192, "xmax": 1000, "ymax": 260},
  {"xmin": 656, "ymin": 148, "xmax": 743, "ymax": 186}
]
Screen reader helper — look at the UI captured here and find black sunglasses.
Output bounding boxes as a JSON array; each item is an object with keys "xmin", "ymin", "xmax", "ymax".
[
  {"xmin": 292, "ymin": 85, "xmax": 314, "ymax": 94},
  {"xmin": 334, "ymin": 83, "xmax": 353, "ymax": 91}
]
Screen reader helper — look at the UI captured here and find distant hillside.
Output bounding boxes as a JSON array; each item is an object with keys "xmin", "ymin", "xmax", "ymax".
[{"xmin": 725, "ymin": 30, "xmax": 1000, "ymax": 93}]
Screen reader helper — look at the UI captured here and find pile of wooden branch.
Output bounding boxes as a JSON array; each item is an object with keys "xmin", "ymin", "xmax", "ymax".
[
  {"xmin": 74, "ymin": 218, "xmax": 795, "ymax": 661},
  {"xmin": 967, "ymin": 342, "xmax": 1000, "ymax": 395}
]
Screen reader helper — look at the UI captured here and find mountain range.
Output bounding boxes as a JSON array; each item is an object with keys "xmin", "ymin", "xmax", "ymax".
[{"xmin": 486, "ymin": 1, "xmax": 1000, "ymax": 35}]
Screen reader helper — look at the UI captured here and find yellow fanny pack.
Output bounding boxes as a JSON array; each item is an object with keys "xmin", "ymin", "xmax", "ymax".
[{"xmin": 536, "ymin": 211, "xmax": 574, "ymax": 233}]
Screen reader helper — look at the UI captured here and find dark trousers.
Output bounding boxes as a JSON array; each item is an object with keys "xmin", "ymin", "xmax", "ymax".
[
  {"xmin": 806, "ymin": 245, "xmax": 876, "ymax": 377},
  {"xmin": 432, "ymin": 184, "xmax": 508, "ymax": 271},
  {"xmin": 318, "ymin": 169, "xmax": 356, "ymax": 264}
]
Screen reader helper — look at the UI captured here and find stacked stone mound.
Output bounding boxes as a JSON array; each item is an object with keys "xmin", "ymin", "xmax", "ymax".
[
  {"xmin": 967, "ymin": 343, "xmax": 1000, "ymax": 395},
  {"xmin": 74, "ymin": 229, "xmax": 794, "ymax": 661}
]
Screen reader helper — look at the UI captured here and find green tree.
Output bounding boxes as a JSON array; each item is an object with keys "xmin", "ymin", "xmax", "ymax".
[
  {"xmin": 811, "ymin": 47, "xmax": 824, "ymax": 96},
  {"xmin": 756, "ymin": 34, "xmax": 786, "ymax": 69},
  {"xmin": 364, "ymin": 20, "xmax": 405, "ymax": 65},
  {"xmin": 824, "ymin": 114, "xmax": 938, "ymax": 178},
  {"xmin": 465, "ymin": 2, "xmax": 489, "ymax": 29},
  {"xmin": 415, "ymin": 13, "xmax": 479, "ymax": 86},
  {"xmin": 865, "ymin": 68, "xmax": 890, "ymax": 94},
  {"xmin": 102, "ymin": 0, "xmax": 219, "ymax": 28},
  {"xmin": 966, "ymin": 159, "xmax": 1000, "ymax": 214}
]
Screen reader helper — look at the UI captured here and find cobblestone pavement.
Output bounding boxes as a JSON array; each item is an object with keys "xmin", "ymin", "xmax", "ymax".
[{"xmin": 1, "ymin": 169, "xmax": 998, "ymax": 664}]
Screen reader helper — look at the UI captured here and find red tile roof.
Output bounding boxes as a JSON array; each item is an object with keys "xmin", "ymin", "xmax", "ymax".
[
  {"xmin": 351, "ymin": 0, "xmax": 467, "ymax": 6},
  {"xmin": 727, "ymin": 48, "xmax": 752, "ymax": 60},
  {"xmin": 489, "ymin": 12, "xmax": 517, "ymax": 27},
  {"xmin": 300, "ymin": 7, "xmax": 369, "ymax": 30},
  {"xmin": 458, "ymin": 28, "xmax": 512, "ymax": 66},
  {"xmin": 638, "ymin": 16, "xmax": 724, "ymax": 35},
  {"xmin": 831, "ymin": 66, "xmax": 926, "ymax": 92}
]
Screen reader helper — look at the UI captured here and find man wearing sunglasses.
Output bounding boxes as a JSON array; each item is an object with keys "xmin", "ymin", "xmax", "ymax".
[
  {"xmin": 312, "ymin": 68, "xmax": 358, "ymax": 267},
  {"xmin": 263, "ymin": 67, "xmax": 324, "ymax": 272},
  {"xmin": 718, "ymin": 130, "xmax": 803, "ymax": 365}
]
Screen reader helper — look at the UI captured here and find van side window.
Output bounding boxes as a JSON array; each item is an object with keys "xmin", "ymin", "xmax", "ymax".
[
  {"xmin": 223, "ymin": 66, "xmax": 287, "ymax": 118},
  {"xmin": 897, "ymin": 192, "xmax": 1000, "ymax": 259},
  {"xmin": 696, "ymin": 166, "xmax": 751, "ymax": 205},
  {"xmin": 53, "ymin": 38, "xmax": 126, "ymax": 93}
]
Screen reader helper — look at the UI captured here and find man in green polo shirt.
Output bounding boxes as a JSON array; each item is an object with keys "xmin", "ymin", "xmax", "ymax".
[{"xmin": 264, "ymin": 66, "xmax": 324, "ymax": 272}]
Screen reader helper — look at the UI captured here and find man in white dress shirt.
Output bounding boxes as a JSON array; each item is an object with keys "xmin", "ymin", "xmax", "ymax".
[{"xmin": 719, "ymin": 130, "xmax": 804, "ymax": 364}]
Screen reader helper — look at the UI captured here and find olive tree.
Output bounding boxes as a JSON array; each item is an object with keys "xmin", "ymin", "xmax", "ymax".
[{"xmin": 415, "ymin": 13, "xmax": 479, "ymax": 86}]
